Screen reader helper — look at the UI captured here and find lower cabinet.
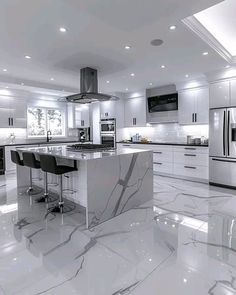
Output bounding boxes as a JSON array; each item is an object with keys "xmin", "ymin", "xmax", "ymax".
[{"xmin": 117, "ymin": 143, "xmax": 209, "ymax": 182}]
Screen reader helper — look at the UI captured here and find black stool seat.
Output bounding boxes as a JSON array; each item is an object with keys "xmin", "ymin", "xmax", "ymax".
[
  {"xmin": 11, "ymin": 150, "xmax": 24, "ymax": 166},
  {"xmin": 40, "ymin": 155, "xmax": 77, "ymax": 175},
  {"xmin": 39, "ymin": 154, "xmax": 77, "ymax": 213},
  {"xmin": 22, "ymin": 152, "xmax": 41, "ymax": 169}
]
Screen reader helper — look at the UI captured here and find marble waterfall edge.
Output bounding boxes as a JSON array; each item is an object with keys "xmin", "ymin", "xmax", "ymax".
[{"xmin": 87, "ymin": 151, "xmax": 153, "ymax": 228}]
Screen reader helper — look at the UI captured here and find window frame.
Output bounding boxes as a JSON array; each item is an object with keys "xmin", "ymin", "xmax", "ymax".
[{"xmin": 27, "ymin": 106, "xmax": 66, "ymax": 138}]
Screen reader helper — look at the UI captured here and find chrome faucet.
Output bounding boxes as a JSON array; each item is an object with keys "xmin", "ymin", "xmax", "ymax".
[{"xmin": 46, "ymin": 130, "xmax": 52, "ymax": 142}]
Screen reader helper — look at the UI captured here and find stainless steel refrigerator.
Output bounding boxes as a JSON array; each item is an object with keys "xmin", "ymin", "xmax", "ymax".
[{"xmin": 209, "ymin": 108, "xmax": 236, "ymax": 187}]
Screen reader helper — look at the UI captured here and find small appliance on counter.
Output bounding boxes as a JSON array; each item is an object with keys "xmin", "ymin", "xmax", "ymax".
[
  {"xmin": 78, "ymin": 128, "xmax": 90, "ymax": 142},
  {"xmin": 131, "ymin": 133, "xmax": 142, "ymax": 142}
]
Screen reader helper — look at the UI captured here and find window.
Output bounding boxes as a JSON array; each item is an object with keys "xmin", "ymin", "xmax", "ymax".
[{"xmin": 27, "ymin": 107, "xmax": 65, "ymax": 137}]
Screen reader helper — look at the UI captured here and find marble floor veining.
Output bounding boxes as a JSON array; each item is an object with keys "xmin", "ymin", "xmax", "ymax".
[{"xmin": 1, "ymin": 174, "xmax": 236, "ymax": 294}]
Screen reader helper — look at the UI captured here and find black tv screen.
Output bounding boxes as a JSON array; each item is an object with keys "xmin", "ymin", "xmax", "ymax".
[{"xmin": 148, "ymin": 93, "xmax": 178, "ymax": 113}]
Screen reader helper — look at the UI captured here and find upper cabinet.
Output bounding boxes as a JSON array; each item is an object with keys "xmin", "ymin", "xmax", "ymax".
[
  {"xmin": 0, "ymin": 98, "xmax": 27, "ymax": 128},
  {"xmin": 124, "ymin": 96, "xmax": 146, "ymax": 127},
  {"xmin": 210, "ymin": 81, "xmax": 230, "ymax": 108},
  {"xmin": 67, "ymin": 103, "xmax": 90, "ymax": 128},
  {"xmin": 230, "ymin": 79, "xmax": 236, "ymax": 107},
  {"xmin": 178, "ymin": 86, "xmax": 209, "ymax": 125},
  {"xmin": 100, "ymin": 99, "xmax": 124, "ymax": 128}
]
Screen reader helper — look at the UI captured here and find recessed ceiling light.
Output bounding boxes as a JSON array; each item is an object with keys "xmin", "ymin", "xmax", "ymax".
[
  {"xmin": 25, "ymin": 55, "xmax": 31, "ymax": 59},
  {"xmin": 169, "ymin": 25, "xmax": 177, "ymax": 30},
  {"xmin": 225, "ymin": 65, "xmax": 230, "ymax": 68},
  {"xmin": 59, "ymin": 27, "xmax": 67, "ymax": 33},
  {"xmin": 161, "ymin": 65, "xmax": 166, "ymax": 69},
  {"xmin": 50, "ymin": 77, "xmax": 54, "ymax": 81},
  {"xmin": 185, "ymin": 74, "xmax": 189, "ymax": 78},
  {"xmin": 130, "ymin": 73, "xmax": 135, "ymax": 77},
  {"xmin": 125, "ymin": 88, "xmax": 129, "ymax": 91},
  {"xmin": 149, "ymin": 82, "xmax": 153, "ymax": 86},
  {"xmin": 203, "ymin": 52, "xmax": 209, "ymax": 56},
  {"xmin": 124, "ymin": 45, "xmax": 131, "ymax": 50},
  {"xmin": 3, "ymin": 69, "xmax": 7, "ymax": 72},
  {"xmin": 5, "ymin": 86, "xmax": 9, "ymax": 89},
  {"xmin": 21, "ymin": 82, "xmax": 24, "ymax": 86},
  {"xmin": 106, "ymin": 80, "xmax": 110, "ymax": 84}
]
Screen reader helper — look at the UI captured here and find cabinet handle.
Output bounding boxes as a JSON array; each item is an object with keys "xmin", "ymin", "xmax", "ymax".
[
  {"xmin": 123, "ymin": 144, "xmax": 131, "ymax": 147},
  {"xmin": 184, "ymin": 147, "xmax": 196, "ymax": 150},
  {"xmin": 133, "ymin": 118, "xmax": 136, "ymax": 125},
  {"xmin": 195, "ymin": 113, "xmax": 197, "ymax": 122},
  {"xmin": 184, "ymin": 154, "xmax": 196, "ymax": 157},
  {"xmin": 81, "ymin": 120, "xmax": 84, "ymax": 126},
  {"xmin": 11, "ymin": 118, "xmax": 13, "ymax": 126},
  {"xmin": 154, "ymin": 162, "xmax": 163, "ymax": 165},
  {"xmin": 154, "ymin": 151, "xmax": 162, "ymax": 154},
  {"xmin": 8, "ymin": 118, "xmax": 10, "ymax": 126},
  {"xmin": 192, "ymin": 113, "xmax": 194, "ymax": 123},
  {"xmin": 184, "ymin": 166, "xmax": 196, "ymax": 169}
]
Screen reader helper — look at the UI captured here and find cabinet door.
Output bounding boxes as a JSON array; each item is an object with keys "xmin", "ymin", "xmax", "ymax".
[
  {"xmin": 100, "ymin": 101, "xmax": 116, "ymax": 119},
  {"xmin": 230, "ymin": 80, "xmax": 236, "ymax": 107},
  {"xmin": 11, "ymin": 99, "xmax": 27, "ymax": 128},
  {"xmin": 0, "ymin": 99, "xmax": 11, "ymax": 127},
  {"xmin": 195, "ymin": 87, "xmax": 209, "ymax": 124},
  {"xmin": 75, "ymin": 105, "xmax": 90, "ymax": 128},
  {"xmin": 124, "ymin": 97, "xmax": 146, "ymax": 127},
  {"xmin": 178, "ymin": 90, "xmax": 195, "ymax": 125},
  {"xmin": 209, "ymin": 81, "xmax": 230, "ymax": 108}
]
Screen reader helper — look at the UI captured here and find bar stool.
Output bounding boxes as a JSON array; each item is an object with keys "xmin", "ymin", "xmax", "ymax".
[
  {"xmin": 11, "ymin": 150, "xmax": 24, "ymax": 167},
  {"xmin": 39, "ymin": 154, "xmax": 77, "ymax": 213},
  {"xmin": 22, "ymin": 152, "xmax": 42, "ymax": 196}
]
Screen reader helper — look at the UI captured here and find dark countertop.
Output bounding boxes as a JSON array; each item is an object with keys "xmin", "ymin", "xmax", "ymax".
[
  {"xmin": 0, "ymin": 140, "xmax": 83, "ymax": 147},
  {"xmin": 117, "ymin": 141, "xmax": 208, "ymax": 147}
]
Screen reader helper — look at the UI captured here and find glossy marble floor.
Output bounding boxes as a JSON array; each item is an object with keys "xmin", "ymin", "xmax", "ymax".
[{"xmin": 1, "ymin": 173, "xmax": 236, "ymax": 294}]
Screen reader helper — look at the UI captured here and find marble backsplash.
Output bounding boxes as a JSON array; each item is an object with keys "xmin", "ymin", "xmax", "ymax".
[
  {"xmin": 117, "ymin": 123, "xmax": 209, "ymax": 143},
  {"xmin": 0, "ymin": 128, "xmax": 79, "ymax": 145}
]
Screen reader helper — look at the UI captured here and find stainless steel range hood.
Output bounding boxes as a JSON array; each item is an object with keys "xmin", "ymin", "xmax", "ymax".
[{"xmin": 66, "ymin": 67, "xmax": 119, "ymax": 104}]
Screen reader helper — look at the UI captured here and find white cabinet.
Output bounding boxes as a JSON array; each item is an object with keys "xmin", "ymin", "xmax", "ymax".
[
  {"xmin": 124, "ymin": 97, "xmax": 146, "ymax": 127},
  {"xmin": 210, "ymin": 81, "xmax": 230, "ymax": 108},
  {"xmin": 117, "ymin": 143, "xmax": 209, "ymax": 182},
  {"xmin": 5, "ymin": 146, "xmax": 16, "ymax": 173},
  {"xmin": 179, "ymin": 87, "xmax": 209, "ymax": 125},
  {"xmin": 178, "ymin": 90, "xmax": 195, "ymax": 125},
  {"xmin": 67, "ymin": 104, "xmax": 90, "ymax": 128},
  {"xmin": 230, "ymin": 79, "xmax": 236, "ymax": 107},
  {"xmin": 0, "ymin": 98, "xmax": 27, "ymax": 128},
  {"xmin": 100, "ymin": 100, "xmax": 124, "ymax": 128}
]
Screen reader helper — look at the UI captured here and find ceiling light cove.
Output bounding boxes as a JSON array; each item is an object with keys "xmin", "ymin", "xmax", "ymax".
[
  {"xmin": 59, "ymin": 27, "xmax": 67, "ymax": 33},
  {"xmin": 169, "ymin": 25, "xmax": 177, "ymax": 30},
  {"xmin": 24, "ymin": 55, "xmax": 31, "ymax": 59}
]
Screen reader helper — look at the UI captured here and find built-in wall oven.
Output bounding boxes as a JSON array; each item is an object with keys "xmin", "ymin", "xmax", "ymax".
[
  {"xmin": 100, "ymin": 118, "xmax": 116, "ymax": 148},
  {"xmin": 0, "ymin": 147, "xmax": 5, "ymax": 175}
]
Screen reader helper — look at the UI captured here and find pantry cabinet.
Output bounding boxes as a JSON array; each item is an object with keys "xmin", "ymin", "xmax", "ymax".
[{"xmin": 178, "ymin": 86, "xmax": 209, "ymax": 124}]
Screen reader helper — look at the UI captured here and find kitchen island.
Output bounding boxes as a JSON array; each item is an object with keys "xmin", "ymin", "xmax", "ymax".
[{"xmin": 16, "ymin": 145, "xmax": 153, "ymax": 228}]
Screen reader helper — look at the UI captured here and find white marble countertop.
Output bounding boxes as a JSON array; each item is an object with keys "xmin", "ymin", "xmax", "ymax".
[{"xmin": 17, "ymin": 145, "xmax": 151, "ymax": 161}]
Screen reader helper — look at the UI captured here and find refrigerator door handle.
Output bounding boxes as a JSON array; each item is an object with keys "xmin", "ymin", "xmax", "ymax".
[
  {"xmin": 227, "ymin": 110, "xmax": 230, "ymax": 156},
  {"xmin": 223, "ymin": 110, "xmax": 226, "ymax": 155}
]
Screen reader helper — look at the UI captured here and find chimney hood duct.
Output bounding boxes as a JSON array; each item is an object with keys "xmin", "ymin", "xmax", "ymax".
[{"xmin": 66, "ymin": 67, "xmax": 119, "ymax": 104}]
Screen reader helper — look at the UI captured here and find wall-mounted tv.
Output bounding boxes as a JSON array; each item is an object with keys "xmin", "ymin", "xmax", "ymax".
[{"xmin": 147, "ymin": 93, "xmax": 178, "ymax": 113}]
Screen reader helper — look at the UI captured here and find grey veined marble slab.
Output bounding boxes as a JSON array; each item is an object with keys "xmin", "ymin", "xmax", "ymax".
[{"xmin": 16, "ymin": 146, "xmax": 153, "ymax": 228}]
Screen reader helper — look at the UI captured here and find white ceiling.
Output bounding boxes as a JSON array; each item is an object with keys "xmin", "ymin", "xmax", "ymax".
[
  {"xmin": 0, "ymin": 0, "xmax": 227, "ymax": 96},
  {"xmin": 195, "ymin": 0, "xmax": 236, "ymax": 57}
]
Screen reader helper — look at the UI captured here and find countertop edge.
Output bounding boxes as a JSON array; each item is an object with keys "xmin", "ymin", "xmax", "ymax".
[{"xmin": 117, "ymin": 142, "xmax": 208, "ymax": 147}]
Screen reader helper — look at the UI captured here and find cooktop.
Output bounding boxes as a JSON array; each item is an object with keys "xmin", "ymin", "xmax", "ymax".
[{"xmin": 67, "ymin": 144, "xmax": 115, "ymax": 152}]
